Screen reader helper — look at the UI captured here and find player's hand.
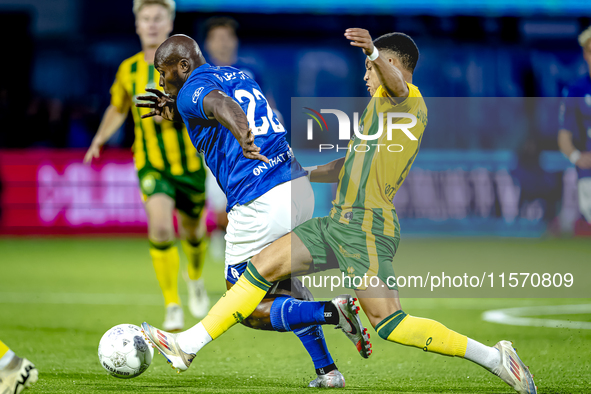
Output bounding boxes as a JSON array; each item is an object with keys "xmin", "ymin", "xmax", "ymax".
[
  {"xmin": 344, "ymin": 28, "xmax": 375, "ymax": 56},
  {"xmin": 576, "ymin": 151, "xmax": 591, "ymax": 169},
  {"xmin": 136, "ymin": 88, "xmax": 176, "ymax": 122},
  {"xmin": 240, "ymin": 129, "xmax": 269, "ymax": 163},
  {"xmin": 84, "ymin": 142, "xmax": 101, "ymax": 165}
]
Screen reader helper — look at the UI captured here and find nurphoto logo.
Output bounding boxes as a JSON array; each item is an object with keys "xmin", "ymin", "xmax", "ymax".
[{"xmin": 304, "ymin": 107, "xmax": 418, "ymax": 152}]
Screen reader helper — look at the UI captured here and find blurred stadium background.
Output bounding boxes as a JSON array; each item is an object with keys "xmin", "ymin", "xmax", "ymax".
[
  {"xmin": 1, "ymin": 1, "xmax": 591, "ymax": 392},
  {"xmin": 1, "ymin": 0, "xmax": 591, "ymax": 236}
]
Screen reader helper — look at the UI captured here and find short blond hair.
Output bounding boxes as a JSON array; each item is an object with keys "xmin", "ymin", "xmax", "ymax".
[
  {"xmin": 578, "ymin": 25, "xmax": 591, "ymax": 48},
  {"xmin": 133, "ymin": 0, "xmax": 176, "ymax": 20}
]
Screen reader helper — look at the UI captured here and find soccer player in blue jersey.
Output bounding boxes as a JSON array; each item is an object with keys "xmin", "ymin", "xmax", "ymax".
[
  {"xmin": 558, "ymin": 25, "xmax": 591, "ymax": 224},
  {"xmin": 136, "ymin": 34, "xmax": 370, "ymax": 387},
  {"xmin": 141, "ymin": 30, "xmax": 537, "ymax": 394}
]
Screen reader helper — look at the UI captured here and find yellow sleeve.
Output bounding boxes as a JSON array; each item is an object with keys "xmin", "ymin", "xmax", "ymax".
[
  {"xmin": 110, "ymin": 63, "xmax": 131, "ymax": 114},
  {"xmin": 376, "ymin": 82, "xmax": 421, "ymax": 98},
  {"xmin": 406, "ymin": 82, "xmax": 421, "ymax": 98}
]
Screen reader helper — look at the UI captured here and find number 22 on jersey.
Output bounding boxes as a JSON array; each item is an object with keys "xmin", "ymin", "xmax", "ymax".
[{"xmin": 234, "ymin": 88, "xmax": 285, "ymax": 135}]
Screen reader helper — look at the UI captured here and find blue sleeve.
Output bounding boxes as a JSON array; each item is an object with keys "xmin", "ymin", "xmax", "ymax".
[
  {"xmin": 559, "ymin": 86, "xmax": 577, "ymax": 133},
  {"xmin": 178, "ymin": 77, "xmax": 223, "ymax": 120}
]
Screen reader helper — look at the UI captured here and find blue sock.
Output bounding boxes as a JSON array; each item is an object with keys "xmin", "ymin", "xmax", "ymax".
[
  {"xmin": 269, "ymin": 296, "xmax": 327, "ymax": 332},
  {"xmin": 294, "ymin": 324, "xmax": 336, "ymax": 373}
]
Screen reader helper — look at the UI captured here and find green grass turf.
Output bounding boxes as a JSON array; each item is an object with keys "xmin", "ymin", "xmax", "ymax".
[{"xmin": 0, "ymin": 237, "xmax": 590, "ymax": 393}]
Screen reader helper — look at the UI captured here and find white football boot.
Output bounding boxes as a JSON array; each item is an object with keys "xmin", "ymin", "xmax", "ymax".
[
  {"xmin": 330, "ymin": 295, "xmax": 372, "ymax": 358},
  {"xmin": 492, "ymin": 340, "xmax": 537, "ymax": 394},
  {"xmin": 141, "ymin": 322, "xmax": 195, "ymax": 373},
  {"xmin": 0, "ymin": 356, "xmax": 38, "ymax": 394},
  {"xmin": 186, "ymin": 278, "xmax": 210, "ymax": 319},
  {"xmin": 308, "ymin": 370, "xmax": 346, "ymax": 388},
  {"xmin": 162, "ymin": 304, "xmax": 184, "ymax": 332}
]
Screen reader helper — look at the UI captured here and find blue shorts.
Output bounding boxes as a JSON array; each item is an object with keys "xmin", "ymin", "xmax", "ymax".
[{"xmin": 224, "ymin": 261, "xmax": 248, "ymax": 285}]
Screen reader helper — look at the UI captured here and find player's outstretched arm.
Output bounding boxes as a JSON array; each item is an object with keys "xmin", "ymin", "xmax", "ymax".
[
  {"xmin": 306, "ymin": 157, "xmax": 346, "ymax": 183},
  {"xmin": 136, "ymin": 88, "xmax": 182, "ymax": 123},
  {"xmin": 84, "ymin": 105, "xmax": 127, "ymax": 164},
  {"xmin": 203, "ymin": 90, "xmax": 269, "ymax": 163},
  {"xmin": 345, "ymin": 28, "xmax": 409, "ymax": 98}
]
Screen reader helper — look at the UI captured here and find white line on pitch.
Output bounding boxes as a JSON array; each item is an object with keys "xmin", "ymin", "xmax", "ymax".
[
  {"xmin": 482, "ymin": 304, "xmax": 591, "ymax": 330},
  {"xmin": 0, "ymin": 292, "xmax": 163, "ymax": 306}
]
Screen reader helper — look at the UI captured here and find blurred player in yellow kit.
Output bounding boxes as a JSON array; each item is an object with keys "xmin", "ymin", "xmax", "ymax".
[
  {"xmin": 0, "ymin": 340, "xmax": 37, "ymax": 393},
  {"xmin": 84, "ymin": 0, "xmax": 209, "ymax": 330}
]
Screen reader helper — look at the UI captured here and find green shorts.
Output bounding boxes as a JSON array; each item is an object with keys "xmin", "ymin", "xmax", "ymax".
[
  {"xmin": 293, "ymin": 216, "xmax": 399, "ymax": 290},
  {"xmin": 138, "ymin": 166, "xmax": 206, "ymax": 218}
]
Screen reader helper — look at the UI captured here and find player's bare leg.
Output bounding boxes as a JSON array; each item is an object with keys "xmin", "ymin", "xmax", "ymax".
[
  {"xmin": 145, "ymin": 194, "xmax": 183, "ymax": 331},
  {"xmin": 177, "ymin": 210, "xmax": 209, "ymax": 319},
  {"xmin": 354, "ymin": 279, "xmax": 537, "ymax": 394}
]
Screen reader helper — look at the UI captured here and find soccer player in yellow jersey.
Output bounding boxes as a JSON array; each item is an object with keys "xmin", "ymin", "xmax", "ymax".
[
  {"xmin": 84, "ymin": 0, "xmax": 209, "ymax": 331},
  {"xmin": 142, "ymin": 29, "xmax": 536, "ymax": 394},
  {"xmin": 0, "ymin": 339, "xmax": 37, "ymax": 393}
]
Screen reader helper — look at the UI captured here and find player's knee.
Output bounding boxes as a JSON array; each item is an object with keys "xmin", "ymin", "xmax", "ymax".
[{"xmin": 149, "ymin": 223, "xmax": 174, "ymax": 243}]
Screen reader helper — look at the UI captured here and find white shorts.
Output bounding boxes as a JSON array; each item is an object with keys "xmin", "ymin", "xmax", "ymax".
[
  {"xmin": 578, "ymin": 177, "xmax": 591, "ymax": 223},
  {"xmin": 223, "ymin": 176, "xmax": 315, "ymax": 273}
]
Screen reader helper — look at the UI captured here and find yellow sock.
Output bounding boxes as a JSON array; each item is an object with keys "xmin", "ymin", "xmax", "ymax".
[
  {"xmin": 149, "ymin": 241, "xmax": 181, "ymax": 307},
  {"xmin": 377, "ymin": 311, "xmax": 467, "ymax": 357},
  {"xmin": 201, "ymin": 262, "xmax": 271, "ymax": 339},
  {"xmin": 181, "ymin": 239, "xmax": 207, "ymax": 280},
  {"xmin": 0, "ymin": 340, "xmax": 9, "ymax": 359}
]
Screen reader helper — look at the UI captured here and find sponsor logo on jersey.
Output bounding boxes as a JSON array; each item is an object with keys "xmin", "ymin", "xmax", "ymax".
[
  {"xmin": 339, "ymin": 245, "xmax": 360, "ymax": 259},
  {"xmin": 192, "ymin": 87, "xmax": 205, "ymax": 103},
  {"xmin": 141, "ymin": 173, "xmax": 157, "ymax": 195}
]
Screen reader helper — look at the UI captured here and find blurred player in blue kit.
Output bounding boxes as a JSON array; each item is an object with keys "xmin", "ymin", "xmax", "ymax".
[
  {"xmin": 136, "ymin": 34, "xmax": 371, "ymax": 387},
  {"xmin": 558, "ymin": 25, "xmax": 591, "ymax": 224}
]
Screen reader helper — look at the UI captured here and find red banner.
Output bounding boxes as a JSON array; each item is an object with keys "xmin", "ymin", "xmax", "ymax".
[{"xmin": 0, "ymin": 149, "xmax": 148, "ymax": 235}]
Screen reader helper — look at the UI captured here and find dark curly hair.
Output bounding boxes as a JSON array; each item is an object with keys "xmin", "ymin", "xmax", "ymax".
[{"xmin": 373, "ymin": 32, "xmax": 419, "ymax": 73}]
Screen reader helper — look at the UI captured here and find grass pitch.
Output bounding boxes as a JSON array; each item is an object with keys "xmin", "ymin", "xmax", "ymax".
[{"xmin": 0, "ymin": 237, "xmax": 590, "ymax": 393}]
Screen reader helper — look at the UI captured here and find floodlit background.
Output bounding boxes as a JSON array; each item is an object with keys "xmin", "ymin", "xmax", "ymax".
[
  {"xmin": 0, "ymin": 1, "xmax": 590, "ymax": 393},
  {"xmin": 1, "ymin": 0, "xmax": 591, "ymax": 236}
]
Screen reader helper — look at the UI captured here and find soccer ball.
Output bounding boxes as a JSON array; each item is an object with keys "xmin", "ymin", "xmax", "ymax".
[{"xmin": 98, "ymin": 324, "xmax": 154, "ymax": 379}]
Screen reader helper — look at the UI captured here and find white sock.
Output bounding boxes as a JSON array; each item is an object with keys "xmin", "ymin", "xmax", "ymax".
[
  {"xmin": 463, "ymin": 338, "xmax": 500, "ymax": 372},
  {"xmin": 0, "ymin": 350, "xmax": 15, "ymax": 370},
  {"xmin": 177, "ymin": 322, "xmax": 212, "ymax": 355}
]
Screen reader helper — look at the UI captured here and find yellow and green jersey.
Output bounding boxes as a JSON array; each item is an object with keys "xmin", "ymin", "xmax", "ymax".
[
  {"xmin": 330, "ymin": 83, "xmax": 428, "ymax": 238},
  {"xmin": 110, "ymin": 52, "xmax": 202, "ymax": 176}
]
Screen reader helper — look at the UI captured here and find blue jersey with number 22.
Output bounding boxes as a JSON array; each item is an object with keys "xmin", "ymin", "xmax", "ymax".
[{"xmin": 176, "ymin": 63, "xmax": 306, "ymax": 211}]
